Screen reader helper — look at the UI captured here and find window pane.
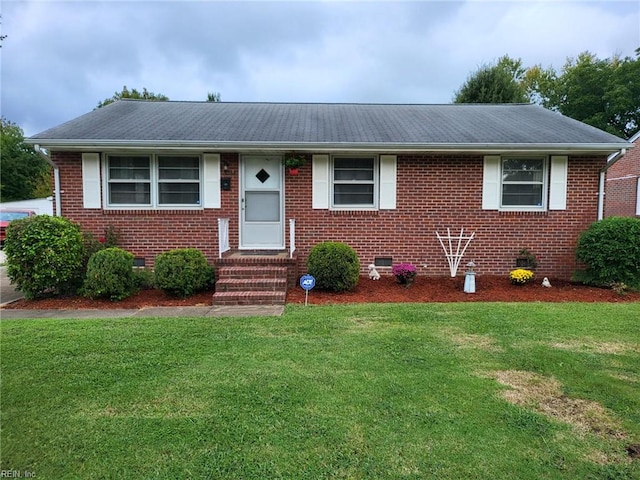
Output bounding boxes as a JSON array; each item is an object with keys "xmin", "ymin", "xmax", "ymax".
[
  {"xmin": 502, "ymin": 158, "xmax": 544, "ymax": 182},
  {"xmin": 159, "ymin": 156, "xmax": 200, "ymax": 180},
  {"xmin": 109, "ymin": 183, "xmax": 150, "ymax": 204},
  {"xmin": 245, "ymin": 192, "xmax": 280, "ymax": 221},
  {"xmin": 159, "ymin": 183, "xmax": 200, "ymax": 205},
  {"xmin": 334, "ymin": 158, "xmax": 374, "ymax": 181},
  {"xmin": 109, "ymin": 156, "xmax": 150, "ymax": 180},
  {"xmin": 502, "ymin": 184, "xmax": 543, "ymax": 206},
  {"xmin": 334, "ymin": 184, "xmax": 374, "ymax": 205}
]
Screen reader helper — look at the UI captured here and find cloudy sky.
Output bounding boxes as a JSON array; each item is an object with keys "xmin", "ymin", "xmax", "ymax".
[{"xmin": 1, "ymin": 0, "xmax": 638, "ymax": 137}]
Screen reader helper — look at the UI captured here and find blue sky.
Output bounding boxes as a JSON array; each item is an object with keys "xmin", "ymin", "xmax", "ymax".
[{"xmin": 1, "ymin": 0, "xmax": 638, "ymax": 137}]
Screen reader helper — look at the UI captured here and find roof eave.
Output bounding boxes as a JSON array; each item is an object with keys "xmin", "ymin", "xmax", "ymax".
[{"xmin": 26, "ymin": 138, "xmax": 631, "ymax": 155}]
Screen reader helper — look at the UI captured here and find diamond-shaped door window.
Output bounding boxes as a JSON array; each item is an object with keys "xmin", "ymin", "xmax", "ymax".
[{"xmin": 256, "ymin": 169, "xmax": 271, "ymax": 184}]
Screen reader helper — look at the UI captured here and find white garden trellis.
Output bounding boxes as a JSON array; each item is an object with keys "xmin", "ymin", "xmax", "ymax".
[{"xmin": 436, "ymin": 228, "xmax": 476, "ymax": 277}]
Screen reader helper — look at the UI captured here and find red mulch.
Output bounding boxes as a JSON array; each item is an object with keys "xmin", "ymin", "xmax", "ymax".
[{"xmin": 2, "ymin": 276, "xmax": 638, "ymax": 310}]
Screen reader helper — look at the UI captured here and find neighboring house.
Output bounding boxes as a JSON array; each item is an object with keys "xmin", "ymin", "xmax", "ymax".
[
  {"xmin": 26, "ymin": 101, "xmax": 630, "ymax": 299},
  {"xmin": 604, "ymin": 131, "xmax": 640, "ymax": 218}
]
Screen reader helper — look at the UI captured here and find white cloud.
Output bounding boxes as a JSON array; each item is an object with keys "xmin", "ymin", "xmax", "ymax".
[{"xmin": 1, "ymin": 0, "xmax": 637, "ymax": 136}]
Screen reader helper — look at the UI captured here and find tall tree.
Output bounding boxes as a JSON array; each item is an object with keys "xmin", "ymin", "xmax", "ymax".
[
  {"xmin": 454, "ymin": 55, "xmax": 528, "ymax": 104},
  {"xmin": 97, "ymin": 86, "xmax": 169, "ymax": 108},
  {"xmin": 0, "ymin": 118, "xmax": 51, "ymax": 202},
  {"xmin": 526, "ymin": 51, "xmax": 640, "ymax": 138},
  {"xmin": 206, "ymin": 92, "xmax": 221, "ymax": 102}
]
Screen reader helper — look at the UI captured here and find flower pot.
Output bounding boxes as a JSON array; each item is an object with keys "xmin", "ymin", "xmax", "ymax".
[{"xmin": 288, "ymin": 167, "xmax": 299, "ymax": 176}]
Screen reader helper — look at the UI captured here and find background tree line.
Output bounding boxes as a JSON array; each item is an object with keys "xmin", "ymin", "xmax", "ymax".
[{"xmin": 454, "ymin": 49, "xmax": 640, "ymax": 139}]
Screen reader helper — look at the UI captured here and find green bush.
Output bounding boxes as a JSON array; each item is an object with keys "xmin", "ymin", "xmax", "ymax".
[
  {"xmin": 575, "ymin": 216, "xmax": 640, "ymax": 289},
  {"xmin": 154, "ymin": 248, "xmax": 214, "ymax": 297},
  {"xmin": 82, "ymin": 248, "xmax": 136, "ymax": 301},
  {"xmin": 132, "ymin": 268, "xmax": 155, "ymax": 290},
  {"xmin": 4, "ymin": 215, "xmax": 85, "ymax": 299},
  {"xmin": 307, "ymin": 241, "xmax": 360, "ymax": 292}
]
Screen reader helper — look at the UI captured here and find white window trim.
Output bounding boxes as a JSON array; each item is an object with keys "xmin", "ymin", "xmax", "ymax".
[
  {"xmin": 499, "ymin": 155, "xmax": 548, "ymax": 212},
  {"xmin": 330, "ymin": 155, "xmax": 379, "ymax": 210},
  {"xmin": 103, "ymin": 153, "xmax": 204, "ymax": 209},
  {"xmin": 483, "ymin": 154, "xmax": 568, "ymax": 212}
]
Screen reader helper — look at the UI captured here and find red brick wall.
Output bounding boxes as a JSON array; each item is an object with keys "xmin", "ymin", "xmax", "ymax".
[
  {"xmin": 604, "ymin": 139, "xmax": 639, "ymax": 218},
  {"xmin": 53, "ymin": 151, "xmax": 605, "ymax": 280},
  {"xmin": 52, "ymin": 152, "xmax": 241, "ymax": 267},
  {"xmin": 286, "ymin": 154, "xmax": 605, "ymax": 280}
]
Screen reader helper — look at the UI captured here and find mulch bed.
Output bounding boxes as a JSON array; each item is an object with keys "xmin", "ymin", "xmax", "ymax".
[{"xmin": 2, "ymin": 276, "xmax": 638, "ymax": 310}]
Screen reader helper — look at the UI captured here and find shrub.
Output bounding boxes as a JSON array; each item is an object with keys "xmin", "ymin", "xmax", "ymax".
[
  {"xmin": 575, "ymin": 216, "xmax": 640, "ymax": 289},
  {"xmin": 132, "ymin": 268, "xmax": 155, "ymax": 290},
  {"xmin": 510, "ymin": 268, "xmax": 534, "ymax": 285},
  {"xmin": 4, "ymin": 215, "xmax": 85, "ymax": 299},
  {"xmin": 82, "ymin": 225, "xmax": 122, "ymax": 272},
  {"xmin": 154, "ymin": 248, "xmax": 214, "ymax": 297},
  {"xmin": 306, "ymin": 241, "xmax": 360, "ymax": 292},
  {"xmin": 82, "ymin": 248, "xmax": 135, "ymax": 301}
]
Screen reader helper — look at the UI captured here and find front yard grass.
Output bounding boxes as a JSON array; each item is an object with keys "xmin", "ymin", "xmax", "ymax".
[{"xmin": 1, "ymin": 302, "xmax": 639, "ymax": 479}]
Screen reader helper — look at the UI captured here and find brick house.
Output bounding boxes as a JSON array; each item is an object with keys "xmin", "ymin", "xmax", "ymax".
[
  {"xmin": 27, "ymin": 101, "xmax": 630, "ymax": 303},
  {"xmin": 604, "ymin": 131, "xmax": 640, "ymax": 218}
]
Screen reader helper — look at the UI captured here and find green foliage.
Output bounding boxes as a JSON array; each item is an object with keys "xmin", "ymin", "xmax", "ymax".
[
  {"xmin": 454, "ymin": 55, "xmax": 528, "ymax": 104},
  {"xmin": 81, "ymin": 224, "xmax": 122, "ymax": 270},
  {"xmin": 575, "ymin": 216, "xmax": 640, "ymax": 289},
  {"xmin": 306, "ymin": 241, "xmax": 360, "ymax": 292},
  {"xmin": 154, "ymin": 248, "xmax": 214, "ymax": 297},
  {"xmin": 456, "ymin": 50, "xmax": 640, "ymax": 138},
  {"xmin": 97, "ymin": 85, "xmax": 169, "ymax": 108},
  {"xmin": 82, "ymin": 248, "xmax": 135, "ymax": 301},
  {"xmin": 0, "ymin": 118, "xmax": 51, "ymax": 201},
  {"xmin": 206, "ymin": 92, "xmax": 221, "ymax": 102},
  {"xmin": 132, "ymin": 268, "xmax": 155, "ymax": 290},
  {"xmin": 4, "ymin": 215, "xmax": 84, "ymax": 299},
  {"xmin": 524, "ymin": 50, "xmax": 640, "ymax": 138}
]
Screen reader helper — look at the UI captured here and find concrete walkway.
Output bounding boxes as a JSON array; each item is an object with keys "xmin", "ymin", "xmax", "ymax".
[{"xmin": 0, "ymin": 304, "xmax": 285, "ymax": 320}]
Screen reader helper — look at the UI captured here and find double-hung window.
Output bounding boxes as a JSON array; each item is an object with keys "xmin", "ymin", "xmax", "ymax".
[
  {"xmin": 108, "ymin": 155, "xmax": 152, "ymax": 205},
  {"xmin": 158, "ymin": 156, "xmax": 201, "ymax": 205},
  {"xmin": 332, "ymin": 156, "xmax": 377, "ymax": 208},
  {"xmin": 501, "ymin": 157, "xmax": 547, "ymax": 209},
  {"xmin": 106, "ymin": 154, "xmax": 201, "ymax": 207}
]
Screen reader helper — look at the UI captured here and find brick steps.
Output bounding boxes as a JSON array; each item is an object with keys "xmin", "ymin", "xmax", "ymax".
[
  {"xmin": 212, "ymin": 259, "xmax": 294, "ymax": 306},
  {"xmin": 215, "ymin": 277, "xmax": 287, "ymax": 292}
]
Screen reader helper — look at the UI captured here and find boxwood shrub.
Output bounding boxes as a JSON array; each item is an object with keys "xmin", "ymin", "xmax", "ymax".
[
  {"xmin": 154, "ymin": 248, "xmax": 214, "ymax": 297},
  {"xmin": 82, "ymin": 247, "xmax": 136, "ymax": 301},
  {"xmin": 306, "ymin": 241, "xmax": 360, "ymax": 292},
  {"xmin": 575, "ymin": 216, "xmax": 640, "ymax": 289},
  {"xmin": 4, "ymin": 215, "xmax": 85, "ymax": 299}
]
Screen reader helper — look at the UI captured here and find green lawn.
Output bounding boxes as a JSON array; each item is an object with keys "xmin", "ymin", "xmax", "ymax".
[{"xmin": 1, "ymin": 302, "xmax": 639, "ymax": 479}]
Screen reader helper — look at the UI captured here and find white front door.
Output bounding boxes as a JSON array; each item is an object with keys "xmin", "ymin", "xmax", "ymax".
[{"xmin": 240, "ymin": 155, "xmax": 284, "ymax": 249}]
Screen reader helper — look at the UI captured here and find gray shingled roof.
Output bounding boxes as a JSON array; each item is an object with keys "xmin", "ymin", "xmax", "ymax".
[{"xmin": 28, "ymin": 101, "xmax": 629, "ymax": 153}]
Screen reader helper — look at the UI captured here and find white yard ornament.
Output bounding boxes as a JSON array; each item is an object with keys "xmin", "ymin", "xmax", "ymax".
[
  {"xmin": 368, "ymin": 264, "xmax": 380, "ymax": 280},
  {"xmin": 542, "ymin": 277, "xmax": 552, "ymax": 288},
  {"xmin": 436, "ymin": 228, "xmax": 476, "ymax": 277}
]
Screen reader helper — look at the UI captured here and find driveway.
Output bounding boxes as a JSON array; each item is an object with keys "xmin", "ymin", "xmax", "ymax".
[{"xmin": 0, "ymin": 250, "xmax": 23, "ymax": 305}]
